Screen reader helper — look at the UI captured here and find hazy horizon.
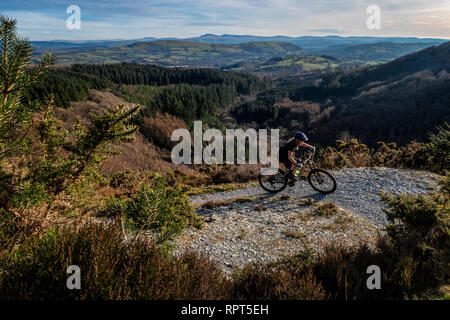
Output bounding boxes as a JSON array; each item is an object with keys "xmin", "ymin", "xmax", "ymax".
[{"xmin": 28, "ymin": 33, "xmax": 450, "ymax": 43}]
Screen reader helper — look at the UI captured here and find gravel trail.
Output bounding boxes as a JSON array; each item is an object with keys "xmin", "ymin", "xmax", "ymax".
[
  {"xmin": 177, "ymin": 168, "xmax": 440, "ymax": 272},
  {"xmin": 189, "ymin": 168, "xmax": 440, "ymax": 226}
]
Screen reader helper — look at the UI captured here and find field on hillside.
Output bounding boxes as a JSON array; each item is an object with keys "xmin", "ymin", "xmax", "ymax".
[{"xmin": 50, "ymin": 40, "xmax": 305, "ymax": 67}]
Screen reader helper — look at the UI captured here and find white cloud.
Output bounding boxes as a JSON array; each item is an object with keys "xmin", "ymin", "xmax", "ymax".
[{"xmin": 5, "ymin": 0, "xmax": 450, "ymax": 40}]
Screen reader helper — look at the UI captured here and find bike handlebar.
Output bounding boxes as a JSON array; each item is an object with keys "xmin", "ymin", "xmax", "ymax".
[
  {"xmin": 308, "ymin": 147, "xmax": 316, "ymax": 160},
  {"xmin": 295, "ymin": 147, "xmax": 316, "ymax": 164}
]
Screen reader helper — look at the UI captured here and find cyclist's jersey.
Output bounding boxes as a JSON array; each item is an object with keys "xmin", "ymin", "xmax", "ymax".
[
  {"xmin": 279, "ymin": 139, "xmax": 309, "ymax": 165},
  {"xmin": 279, "ymin": 139, "xmax": 297, "ymax": 163}
]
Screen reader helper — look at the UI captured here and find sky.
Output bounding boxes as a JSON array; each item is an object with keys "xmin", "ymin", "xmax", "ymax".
[{"xmin": 1, "ymin": 0, "xmax": 450, "ymax": 41}]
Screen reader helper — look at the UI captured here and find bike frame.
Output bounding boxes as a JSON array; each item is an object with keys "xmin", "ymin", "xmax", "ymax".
[
  {"xmin": 261, "ymin": 148, "xmax": 335, "ymax": 193},
  {"xmin": 290, "ymin": 149, "xmax": 317, "ymax": 180}
]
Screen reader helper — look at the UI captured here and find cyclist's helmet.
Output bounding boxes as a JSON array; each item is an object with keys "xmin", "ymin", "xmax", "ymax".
[{"xmin": 294, "ymin": 131, "xmax": 308, "ymax": 142}]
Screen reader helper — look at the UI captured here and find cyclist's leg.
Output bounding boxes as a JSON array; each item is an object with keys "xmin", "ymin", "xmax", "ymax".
[
  {"xmin": 281, "ymin": 159, "xmax": 295, "ymax": 180},
  {"xmin": 278, "ymin": 153, "xmax": 285, "ymax": 173}
]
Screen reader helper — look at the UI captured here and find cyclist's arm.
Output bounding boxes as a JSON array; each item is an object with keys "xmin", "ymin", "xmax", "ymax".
[
  {"xmin": 287, "ymin": 150, "xmax": 296, "ymax": 163},
  {"xmin": 287, "ymin": 150, "xmax": 297, "ymax": 166},
  {"xmin": 302, "ymin": 143, "xmax": 315, "ymax": 149}
]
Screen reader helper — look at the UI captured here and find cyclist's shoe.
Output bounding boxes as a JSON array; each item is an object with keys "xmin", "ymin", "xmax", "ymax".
[{"xmin": 287, "ymin": 174, "xmax": 296, "ymax": 187}]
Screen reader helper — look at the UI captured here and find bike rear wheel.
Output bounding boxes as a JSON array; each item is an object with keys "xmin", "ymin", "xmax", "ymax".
[
  {"xmin": 258, "ymin": 171, "xmax": 288, "ymax": 193},
  {"xmin": 307, "ymin": 169, "xmax": 337, "ymax": 194}
]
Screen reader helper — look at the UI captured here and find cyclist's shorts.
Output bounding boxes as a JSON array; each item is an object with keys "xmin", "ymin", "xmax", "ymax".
[{"xmin": 279, "ymin": 155, "xmax": 291, "ymax": 170}]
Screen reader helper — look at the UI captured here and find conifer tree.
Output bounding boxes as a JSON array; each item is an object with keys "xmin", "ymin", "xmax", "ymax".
[
  {"xmin": 0, "ymin": 15, "xmax": 54, "ymax": 159},
  {"xmin": 0, "ymin": 15, "xmax": 139, "ymax": 210}
]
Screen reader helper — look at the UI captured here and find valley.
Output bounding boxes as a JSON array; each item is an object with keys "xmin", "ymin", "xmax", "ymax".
[{"xmin": 33, "ymin": 35, "xmax": 447, "ymax": 75}]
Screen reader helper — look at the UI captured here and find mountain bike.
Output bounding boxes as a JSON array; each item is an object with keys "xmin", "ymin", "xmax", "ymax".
[{"xmin": 258, "ymin": 149, "xmax": 337, "ymax": 194}]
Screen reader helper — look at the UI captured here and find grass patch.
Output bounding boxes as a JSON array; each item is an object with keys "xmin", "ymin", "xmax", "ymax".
[
  {"xmin": 312, "ymin": 203, "xmax": 339, "ymax": 217},
  {"xmin": 319, "ymin": 223, "xmax": 341, "ymax": 232},
  {"xmin": 237, "ymin": 228, "xmax": 247, "ymax": 240},
  {"xmin": 284, "ymin": 229, "xmax": 305, "ymax": 240},
  {"xmin": 186, "ymin": 182, "xmax": 250, "ymax": 196},
  {"xmin": 334, "ymin": 212, "xmax": 356, "ymax": 225},
  {"xmin": 254, "ymin": 205, "xmax": 267, "ymax": 212},
  {"xmin": 199, "ymin": 196, "xmax": 256, "ymax": 210},
  {"xmin": 298, "ymin": 198, "xmax": 318, "ymax": 206},
  {"xmin": 273, "ymin": 195, "xmax": 291, "ymax": 202}
]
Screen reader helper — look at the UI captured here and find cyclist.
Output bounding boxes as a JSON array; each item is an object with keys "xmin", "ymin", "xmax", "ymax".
[{"xmin": 279, "ymin": 131, "xmax": 315, "ymax": 185}]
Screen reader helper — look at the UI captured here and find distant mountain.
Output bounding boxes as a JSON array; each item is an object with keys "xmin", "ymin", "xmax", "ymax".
[
  {"xmin": 299, "ymin": 41, "xmax": 450, "ymax": 145},
  {"xmin": 292, "ymin": 41, "xmax": 450, "ymax": 100},
  {"xmin": 32, "ymin": 34, "xmax": 448, "ymax": 69},
  {"xmin": 31, "ymin": 37, "xmax": 157, "ymax": 54},
  {"xmin": 49, "ymin": 40, "xmax": 306, "ymax": 67},
  {"xmin": 183, "ymin": 34, "xmax": 297, "ymax": 45},
  {"xmin": 358, "ymin": 41, "xmax": 450, "ymax": 81},
  {"xmin": 182, "ymin": 34, "xmax": 446, "ymax": 48},
  {"xmin": 31, "ymin": 34, "xmax": 447, "ymax": 53},
  {"xmin": 307, "ymin": 42, "xmax": 444, "ymax": 65},
  {"xmin": 220, "ymin": 42, "xmax": 444, "ymax": 77},
  {"xmin": 228, "ymin": 41, "xmax": 450, "ymax": 146}
]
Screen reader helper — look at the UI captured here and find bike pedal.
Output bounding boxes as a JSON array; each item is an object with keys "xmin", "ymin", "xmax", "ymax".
[{"xmin": 288, "ymin": 181, "xmax": 296, "ymax": 187}]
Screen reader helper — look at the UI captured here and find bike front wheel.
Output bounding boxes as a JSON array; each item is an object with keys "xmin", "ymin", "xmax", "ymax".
[
  {"xmin": 307, "ymin": 169, "xmax": 337, "ymax": 194},
  {"xmin": 258, "ymin": 172, "xmax": 288, "ymax": 193}
]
